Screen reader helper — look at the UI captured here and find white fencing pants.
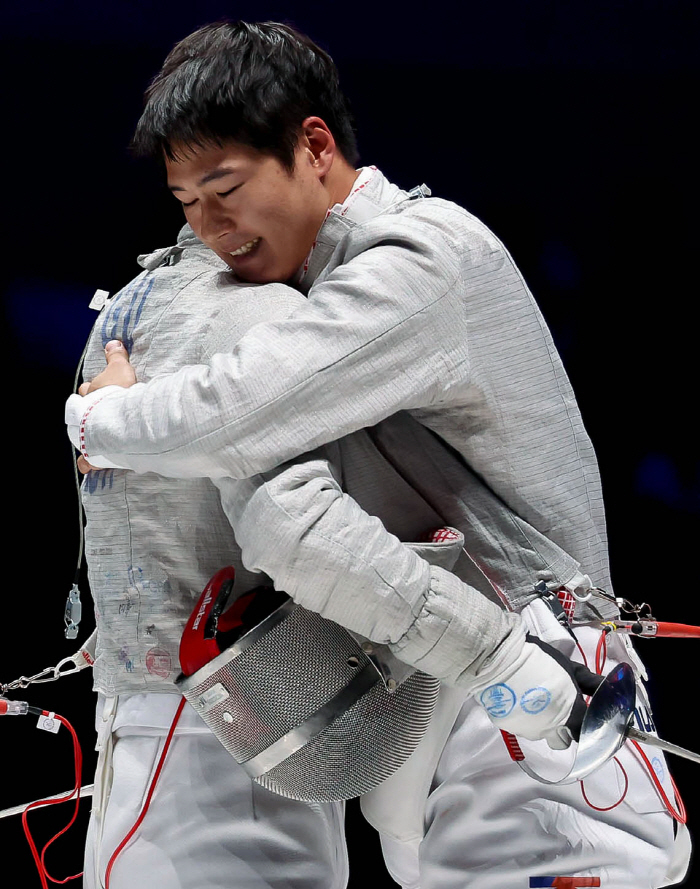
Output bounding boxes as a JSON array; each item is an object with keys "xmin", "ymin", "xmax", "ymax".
[
  {"xmin": 84, "ymin": 693, "xmax": 348, "ymax": 889},
  {"xmin": 84, "ymin": 601, "xmax": 690, "ymax": 889},
  {"xmin": 379, "ymin": 599, "xmax": 689, "ymax": 889}
]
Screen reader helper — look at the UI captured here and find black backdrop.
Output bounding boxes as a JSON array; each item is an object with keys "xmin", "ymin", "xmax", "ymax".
[{"xmin": 1, "ymin": 1, "xmax": 697, "ymax": 885}]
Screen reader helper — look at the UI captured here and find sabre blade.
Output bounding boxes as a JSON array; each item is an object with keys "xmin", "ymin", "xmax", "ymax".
[
  {"xmin": 0, "ymin": 783, "xmax": 94, "ymax": 820},
  {"xmin": 627, "ymin": 726, "xmax": 700, "ymax": 766}
]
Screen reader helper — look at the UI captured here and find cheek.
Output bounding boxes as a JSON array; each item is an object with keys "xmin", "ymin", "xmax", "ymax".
[{"xmin": 183, "ymin": 207, "xmax": 201, "ymax": 236}]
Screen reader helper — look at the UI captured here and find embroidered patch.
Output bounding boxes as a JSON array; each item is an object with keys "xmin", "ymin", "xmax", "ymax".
[
  {"xmin": 634, "ymin": 703, "xmax": 657, "ymax": 734},
  {"xmin": 425, "ymin": 527, "xmax": 461, "ymax": 543}
]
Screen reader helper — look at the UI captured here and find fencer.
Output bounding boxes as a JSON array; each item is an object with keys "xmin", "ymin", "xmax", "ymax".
[
  {"xmin": 75, "ymin": 230, "xmax": 356, "ymax": 889},
  {"xmin": 65, "ymin": 20, "xmax": 691, "ymax": 889}
]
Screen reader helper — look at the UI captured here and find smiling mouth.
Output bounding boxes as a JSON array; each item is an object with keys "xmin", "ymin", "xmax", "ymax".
[{"xmin": 229, "ymin": 238, "xmax": 260, "ymax": 257}]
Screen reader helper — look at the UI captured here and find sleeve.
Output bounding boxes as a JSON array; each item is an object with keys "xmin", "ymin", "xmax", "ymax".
[
  {"xmin": 215, "ymin": 449, "xmax": 526, "ymax": 688},
  {"xmin": 74, "ymin": 215, "xmax": 471, "ymax": 479}
]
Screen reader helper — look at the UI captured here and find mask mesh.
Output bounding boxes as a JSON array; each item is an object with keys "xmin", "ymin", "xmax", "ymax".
[{"xmin": 178, "ymin": 602, "xmax": 440, "ymax": 801}]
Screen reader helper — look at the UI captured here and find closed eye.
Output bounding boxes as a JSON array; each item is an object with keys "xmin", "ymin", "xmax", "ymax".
[{"xmin": 216, "ymin": 185, "xmax": 240, "ymax": 198}]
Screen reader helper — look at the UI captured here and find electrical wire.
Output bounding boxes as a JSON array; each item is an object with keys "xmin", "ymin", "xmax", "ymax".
[
  {"xmin": 580, "ymin": 757, "xmax": 629, "ymax": 811},
  {"xmin": 577, "ymin": 628, "xmax": 629, "ymax": 811},
  {"xmin": 595, "ymin": 630, "xmax": 608, "ymax": 676},
  {"xmin": 629, "ymin": 739, "xmax": 687, "ymax": 824},
  {"xmin": 104, "ymin": 697, "xmax": 186, "ymax": 888},
  {"xmin": 21, "ymin": 712, "xmax": 84, "ymax": 888},
  {"xmin": 587, "ymin": 628, "xmax": 687, "ymax": 822},
  {"xmin": 69, "ymin": 336, "xmax": 92, "ymax": 593}
]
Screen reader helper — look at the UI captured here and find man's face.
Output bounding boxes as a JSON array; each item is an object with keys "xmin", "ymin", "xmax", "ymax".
[{"xmin": 166, "ymin": 140, "xmax": 331, "ymax": 283}]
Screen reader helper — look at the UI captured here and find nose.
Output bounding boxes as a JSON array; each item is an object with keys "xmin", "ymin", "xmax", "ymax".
[{"xmin": 198, "ymin": 199, "xmax": 234, "ymax": 244}]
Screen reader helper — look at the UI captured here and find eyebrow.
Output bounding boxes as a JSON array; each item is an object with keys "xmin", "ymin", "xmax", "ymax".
[{"xmin": 168, "ymin": 168, "xmax": 237, "ymax": 192}]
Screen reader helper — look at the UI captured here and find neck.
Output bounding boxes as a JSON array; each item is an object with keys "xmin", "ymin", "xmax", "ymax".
[{"xmin": 325, "ymin": 159, "xmax": 362, "ymax": 208}]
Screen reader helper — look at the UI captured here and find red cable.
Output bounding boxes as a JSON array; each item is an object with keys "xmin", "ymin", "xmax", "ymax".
[
  {"xmin": 595, "ymin": 630, "xmax": 608, "ymax": 676},
  {"xmin": 574, "ymin": 636, "xmax": 589, "ymax": 669},
  {"xmin": 104, "ymin": 697, "xmax": 186, "ymax": 889},
  {"xmin": 628, "ymin": 738, "xmax": 687, "ymax": 824},
  {"xmin": 590, "ymin": 628, "xmax": 686, "ymax": 822},
  {"xmin": 581, "ymin": 756, "xmax": 629, "ymax": 810},
  {"xmin": 653, "ymin": 622, "xmax": 700, "ymax": 638},
  {"xmin": 504, "ymin": 626, "xmax": 686, "ymax": 824},
  {"xmin": 22, "ymin": 712, "xmax": 84, "ymax": 887}
]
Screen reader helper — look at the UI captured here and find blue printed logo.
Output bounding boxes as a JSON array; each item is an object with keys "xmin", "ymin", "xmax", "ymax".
[
  {"xmin": 521, "ymin": 687, "xmax": 552, "ymax": 714},
  {"xmin": 651, "ymin": 756, "xmax": 665, "ymax": 783},
  {"xmin": 480, "ymin": 684, "xmax": 516, "ymax": 718}
]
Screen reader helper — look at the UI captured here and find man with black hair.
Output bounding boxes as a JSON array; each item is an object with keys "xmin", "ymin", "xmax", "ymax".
[{"xmin": 67, "ymin": 20, "xmax": 689, "ymax": 889}]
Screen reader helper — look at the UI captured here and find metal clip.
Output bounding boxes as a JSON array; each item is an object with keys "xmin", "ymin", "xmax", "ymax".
[
  {"xmin": 616, "ymin": 598, "xmax": 655, "ymax": 621},
  {"xmin": 588, "ymin": 588, "xmax": 655, "ymax": 622},
  {"xmin": 407, "ymin": 183, "xmax": 432, "ymax": 200},
  {"xmin": 53, "ymin": 656, "xmax": 85, "ymax": 679},
  {"xmin": 533, "ymin": 580, "xmax": 570, "ymax": 628},
  {"xmin": 64, "ymin": 584, "xmax": 82, "ymax": 640},
  {"xmin": 1, "ymin": 650, "xmax": 93, "ymax": 695},
  {"xmin": 1, "ymin": 667, "xmax": 59, "ymax": 695}
]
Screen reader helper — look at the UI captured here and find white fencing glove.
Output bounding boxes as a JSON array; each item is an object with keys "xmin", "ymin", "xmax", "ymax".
[{"xmin": 476, "ymin": 633, "xmax": 605, "ymax": 749}]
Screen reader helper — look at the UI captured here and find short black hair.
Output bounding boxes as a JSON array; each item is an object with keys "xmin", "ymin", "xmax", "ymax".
[{"xmin": 132, "ymin": 20, "xmax": 359, "ymax": 170}]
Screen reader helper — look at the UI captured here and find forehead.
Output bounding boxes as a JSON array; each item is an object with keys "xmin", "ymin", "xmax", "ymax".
[{"xmin": 165, "ymin": 141, "xmax": 275, "ymax": 189}]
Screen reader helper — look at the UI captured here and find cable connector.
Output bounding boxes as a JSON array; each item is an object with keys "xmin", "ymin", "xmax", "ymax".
[{"xmin": 0, "ymin": 697, "xmax": 29, "ymax": 716}]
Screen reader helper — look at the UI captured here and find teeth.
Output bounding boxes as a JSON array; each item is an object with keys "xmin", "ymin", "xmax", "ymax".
[{"xmin": 230, "ymin": 238, "xmax": 260, "ymax": 257}]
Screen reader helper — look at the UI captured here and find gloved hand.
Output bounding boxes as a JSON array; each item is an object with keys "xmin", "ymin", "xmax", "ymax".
[{"xmin": 476, "ymin": 633, "xmax": 605, "ymax": 749}]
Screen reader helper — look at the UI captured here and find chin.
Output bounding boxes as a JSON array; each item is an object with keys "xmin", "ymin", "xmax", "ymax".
[
  {"xmin": 240, "ymin": 263, "xmax": 296, "ymax": 286},
  {"xmin": 232, "ymin": 268, "xmax": 275, "ymax": 285}
]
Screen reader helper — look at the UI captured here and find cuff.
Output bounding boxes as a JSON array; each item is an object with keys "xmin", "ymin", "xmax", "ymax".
[
  {"xmin": 389, "ymin": 566, "xmax": 525, "ymax": 688},
  {"xmin": 65, "ymin": 388, "xmax": 127, "ymax": 469}
]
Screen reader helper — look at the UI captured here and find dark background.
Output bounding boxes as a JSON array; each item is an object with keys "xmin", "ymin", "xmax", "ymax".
[{"xmin": 1, "ymin": 1, "xmax": 697, "ymax": 885}]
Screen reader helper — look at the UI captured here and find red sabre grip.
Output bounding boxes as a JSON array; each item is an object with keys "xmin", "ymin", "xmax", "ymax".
[
  {"xmin": 179, "ymin": 567, "xmax": 237, "ymax": 676},
  {"xmin": 179, "ymin": 567, "xmax": 262, "ymax": 677},
  {"xmin": 180, "ymin": 568, "xmax": 291, "ymax": 677}
]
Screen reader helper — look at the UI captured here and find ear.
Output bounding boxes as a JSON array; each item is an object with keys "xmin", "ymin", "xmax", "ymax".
[{"xmin": 300, "ymin": 116, "xmax": 336, "ymax": 178}]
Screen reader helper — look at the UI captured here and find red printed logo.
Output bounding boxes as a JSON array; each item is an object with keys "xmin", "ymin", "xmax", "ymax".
[{"xmin": 145, "ymin": 647, "xmax": 172, "ymax": 678}]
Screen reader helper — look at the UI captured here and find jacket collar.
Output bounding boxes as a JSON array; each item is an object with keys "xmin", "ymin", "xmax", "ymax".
[{"xmin": 294, "ymin": 166, "xmax": 408, "ymax": 294}]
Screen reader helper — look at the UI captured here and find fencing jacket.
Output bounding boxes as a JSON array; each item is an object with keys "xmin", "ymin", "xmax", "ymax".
[
  {"xmin": 73, "ymin": 167, "xmax": 617, "ymax": 696},
  {"xmin": 80, "ymin": 233, "xmax": 306, "ymax": 694}
]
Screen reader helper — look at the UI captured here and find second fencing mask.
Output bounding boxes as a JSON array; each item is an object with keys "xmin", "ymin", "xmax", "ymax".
[{"xmin": 176, "ymin": 566, "xmax": 441, "ymax": 802}]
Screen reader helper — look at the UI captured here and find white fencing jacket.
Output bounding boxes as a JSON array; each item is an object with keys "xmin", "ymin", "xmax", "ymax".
[
  {"xmin": 71, "ymin": 167, "xmax": 617, "ymax": 696},
  {"xmin": 79, "ymin": 234, "xmax": 307, "ymax": 694}
]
